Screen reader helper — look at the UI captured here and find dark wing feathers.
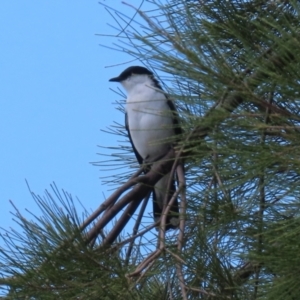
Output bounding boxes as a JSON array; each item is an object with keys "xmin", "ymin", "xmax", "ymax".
[
  {"xmin": 125, "ymin": 112, "xmax": 143, "ymax": 165},
  {"xmin": 167, "ymin": 98, "xmax": 182, "ymax": 136}
]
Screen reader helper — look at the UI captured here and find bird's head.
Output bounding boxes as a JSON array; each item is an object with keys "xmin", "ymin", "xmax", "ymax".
[{"xmin": 109, "ymin": 66, "xmax": 161, "ymax": 93}]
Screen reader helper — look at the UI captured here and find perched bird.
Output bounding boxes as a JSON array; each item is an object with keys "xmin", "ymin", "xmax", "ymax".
[{"xmin": 109, "ymin": 66, "xmax": 182, "ymax": 230}]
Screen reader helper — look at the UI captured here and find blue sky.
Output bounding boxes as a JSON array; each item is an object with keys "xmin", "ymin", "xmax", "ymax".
[{"xmin": 0, "ymin": 1, "xmax": 152, "ymax": 238}]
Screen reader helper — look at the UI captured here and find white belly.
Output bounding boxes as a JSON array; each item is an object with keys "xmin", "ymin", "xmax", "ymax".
[{"xmin": 127, "ymin": 95, "xmax": 174, "ymax": 162}]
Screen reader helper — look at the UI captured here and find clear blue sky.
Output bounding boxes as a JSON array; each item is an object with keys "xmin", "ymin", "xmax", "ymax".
[{"xmin": 0, "ymin": 1, "xmax": 152, "ymax": 236}]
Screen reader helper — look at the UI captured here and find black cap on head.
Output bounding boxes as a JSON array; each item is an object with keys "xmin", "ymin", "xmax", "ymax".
[{"xmin": 109, "ymin": 66, "xmax": 153, "ymax": 82}]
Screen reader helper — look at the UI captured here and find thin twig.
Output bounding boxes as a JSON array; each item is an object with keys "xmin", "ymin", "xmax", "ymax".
[
  {"xmin": 159, "ymin": 186, "xmax": 182, "ymax": 247},
  {"xmin": 125, "ymin": 193, "xmax": 150, "ymax": 264},
  {"xmin": 186, "ymin": 286, "xmax": 217, "ymax": 297},
  {"xmin": 80, "ymin": 168, "xmax": 143, "ymax": 231},
  {"xmin": 111, "ymin": 221, "xmax": 159, "ymax": 250},
  {"xmin": 127, "ymin": 248, "xmax": 163, "ymax": 277},
  {"xmin": 175, "ymin": 164, "xmax": 188, "ymax": 300},
  {"xmin": 102, "ymin": 196, "xmax": 144, "ymax": 246}
]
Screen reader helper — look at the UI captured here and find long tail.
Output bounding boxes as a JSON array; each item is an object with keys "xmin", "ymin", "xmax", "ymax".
[{"xmin": 152, "ymin": 172, "xmax": 179, "ymax": 230}]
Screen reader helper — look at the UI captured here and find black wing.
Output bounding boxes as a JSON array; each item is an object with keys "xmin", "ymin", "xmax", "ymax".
[
  {"xmin": 167, "ymin": 98, "xmax": 182, "ymax": 136},
  {"xmin": 125, "ymin": 112, "xmax": 143, "ymax": 165}
]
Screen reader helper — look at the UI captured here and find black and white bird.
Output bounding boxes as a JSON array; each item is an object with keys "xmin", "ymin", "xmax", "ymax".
[{"xmin": 109, "ymin": 66, "xmax": 182, "ymax": 230}]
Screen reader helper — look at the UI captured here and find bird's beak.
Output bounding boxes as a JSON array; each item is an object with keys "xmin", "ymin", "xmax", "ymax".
[{"xmin": 109, "ymin": 76, "xmax": 121, "ymax": 82}]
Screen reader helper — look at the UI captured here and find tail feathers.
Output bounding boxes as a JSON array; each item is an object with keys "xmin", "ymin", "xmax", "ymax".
[{"xmin": 152, "ymin": 173, "xmax": 179, "ymax": 230}]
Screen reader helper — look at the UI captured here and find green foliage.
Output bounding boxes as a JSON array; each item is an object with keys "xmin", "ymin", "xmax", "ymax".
[{"xmin": 0, "ymin": 185, "xmax": 138, "ymax": 299}]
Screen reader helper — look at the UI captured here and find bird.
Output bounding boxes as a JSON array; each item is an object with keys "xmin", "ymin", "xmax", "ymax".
[{"xmin": 109, "ymin": 66, "xmax": 182, "ymax": 230}]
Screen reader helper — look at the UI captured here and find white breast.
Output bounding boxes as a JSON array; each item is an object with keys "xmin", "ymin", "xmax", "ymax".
[{"xmin": 126, "ymin": 85, "xmax": 174, "ymax": 163}]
